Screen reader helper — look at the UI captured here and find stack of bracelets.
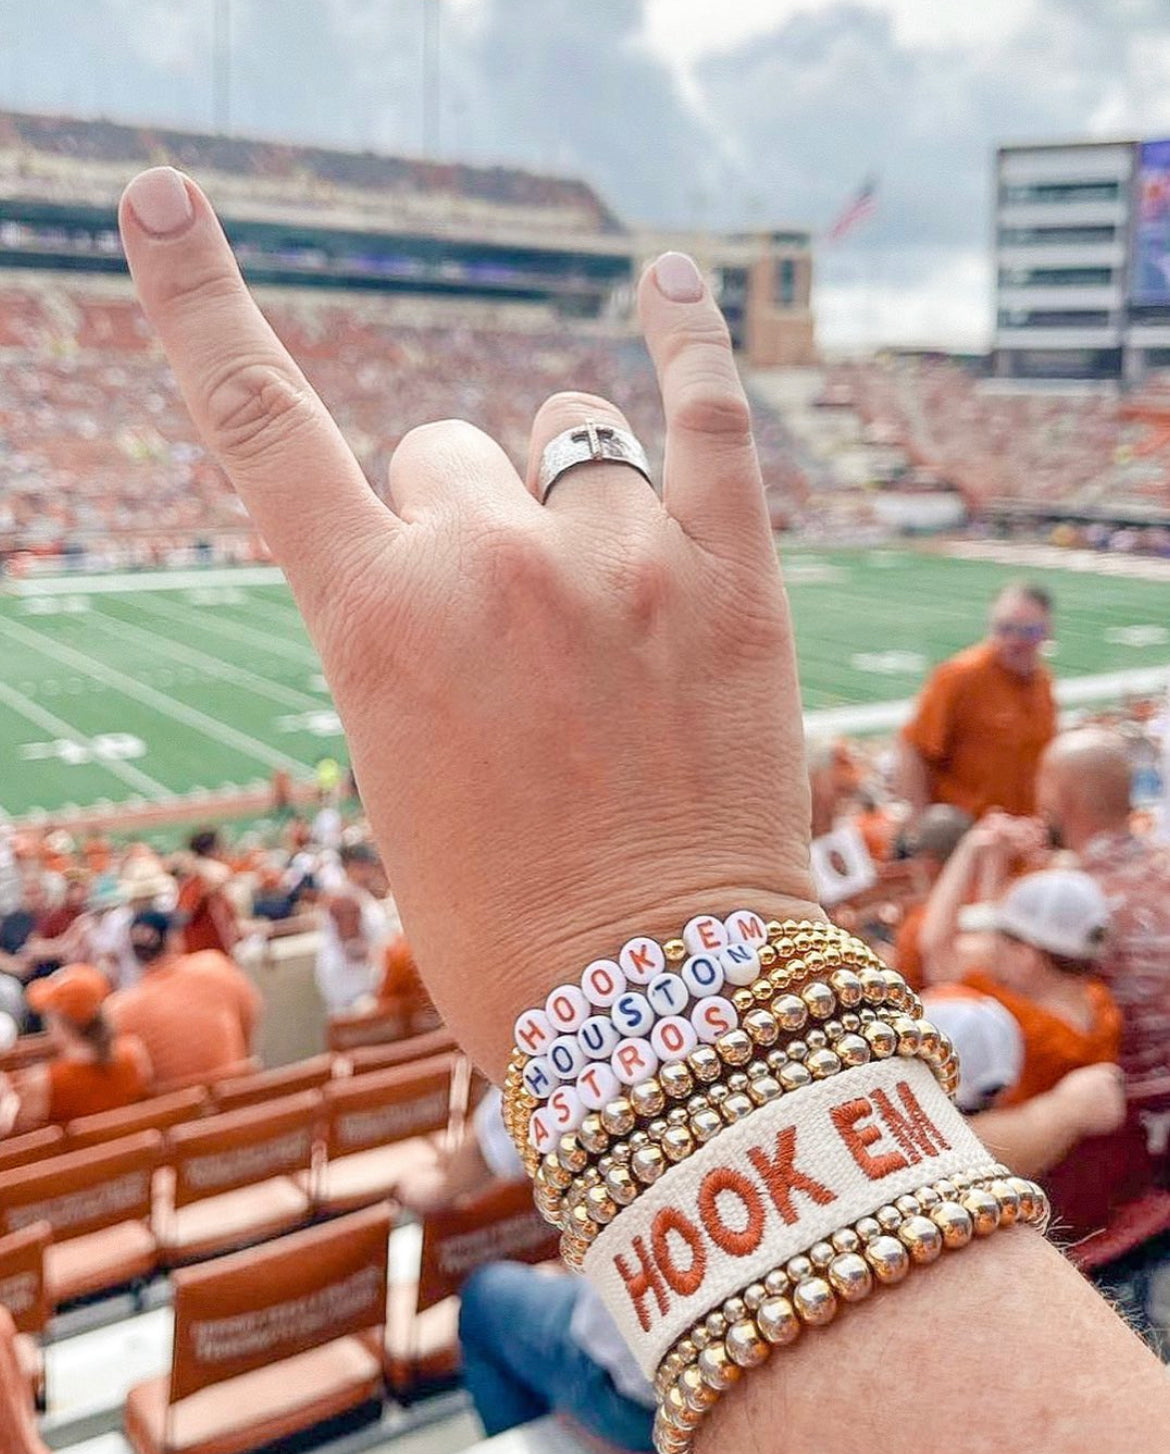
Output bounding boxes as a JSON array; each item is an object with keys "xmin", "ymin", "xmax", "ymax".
[{"xmin": 501, "ymin": 912, "xmax": 1049, "ymax": 1454}]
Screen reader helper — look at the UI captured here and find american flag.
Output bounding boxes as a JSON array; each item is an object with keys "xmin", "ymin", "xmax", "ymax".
[{"xmin": 827, "ymin": 177, "xmax": 878, "ymax": 242}]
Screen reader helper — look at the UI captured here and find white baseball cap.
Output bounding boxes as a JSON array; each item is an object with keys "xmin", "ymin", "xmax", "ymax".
[{"xmin": 992, "ymin": 869, "xmax": 1112, "ymax": 961}]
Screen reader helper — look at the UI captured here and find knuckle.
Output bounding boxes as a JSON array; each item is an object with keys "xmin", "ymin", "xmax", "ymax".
[
  {"xmin": 533, "ymin": 390, "xmax": 629, "ymax": 439},
  {"xmin": 671, "ymin": 373, "xmax": 754, "ymax": 442},
  {"xmin": 203, "ymin": 358, "xmax": 315, "ymax": 466},
  {"xmin": 151, "ymin": 260, "xmax": 246, "ymax": 321}
]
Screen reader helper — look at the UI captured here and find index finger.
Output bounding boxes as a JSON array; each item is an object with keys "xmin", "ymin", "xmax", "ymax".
[{"xmin": 118, "ymin": 168, "xmax": 394, "ymax": 613}]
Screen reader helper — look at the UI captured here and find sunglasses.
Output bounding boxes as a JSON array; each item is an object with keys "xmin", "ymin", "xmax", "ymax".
[{"xmin": 993, "ymin": 622, "xmax": 1047, "ymax": 642}]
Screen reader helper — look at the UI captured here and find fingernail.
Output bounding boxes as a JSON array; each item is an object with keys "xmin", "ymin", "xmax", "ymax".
[
  {"xmin": 653, "ymin": 251, "xmax": 704, "ymax": 303},
  {"xmin": 124, "ymin": 167, "xmax": 194, "ymax": 237}
]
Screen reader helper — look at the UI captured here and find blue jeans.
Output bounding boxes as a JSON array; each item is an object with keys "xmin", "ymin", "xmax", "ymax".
[{"xmin": 458, "ymin": 1263, "xmax": 654, "ymax": 1451}]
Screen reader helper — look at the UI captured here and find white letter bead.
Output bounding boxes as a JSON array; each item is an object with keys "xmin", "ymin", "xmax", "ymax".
[
  {"xmin": 581, "ymin": 958, "xmax": 626, "ymax": 1008},
  {"xmin": 691, "ymin": 996, "xmax": 740, "ymax": 1044},
  {"xmin": 577, "ymin": 1062, "xmax": 621, "ymax": 1111},
  {"xmin": 724, "ymin": 908, "xmax": 769, "ymax": 947},
  {"xmin": 651, "ymin": 1015, "xmax": 699, "ymax": 1062},
  {"xmin": 547, "ymin": 1084, "xmax": 586, "ymax": 1133},
  {"xmin": 719, "ymin": 942, "xmax": 761, "ymax": 987},
  {"xmin": 646, "ymin": 972, "xmax": 690, "ymax": 1018},
  {"xmin": 548, "ymin": 1035, "xmax": 587, "ymax": 1081},
  {"xmin": 611, "ymin": 1037, "xmax": 660, "ymax": 1086},
  {"xmin": 529, "ymin": 1107, "xmax": 557, "ymax": 1154},
  {"xmin": 514, "ymin": 1009, "xmax": 554, "ymax": 1058},
  {"xmin": 521, "ymin": 1057, "xmax": 555, "ymax": 1100},
  {"xmin": 578, "ymin": 1015, "xmax": 622, "ymax": 1061},
  {"xmin": 682, "ymin": 914, "xmax": 729, "ymax": 956},
  {"xmin": 610, "ymin": 992, "xmax": 655, "ymax": 1038},
  {"xmin": 545, "ymin": 984, "xmax": 590, "ymax": 1034},
  {"xmin": 681, "ymin": 953, "xmax": 725, "ymax": 999},
  {"xmin": 618, "ymin": 936, "xmax": 666, "ymax": 985}
]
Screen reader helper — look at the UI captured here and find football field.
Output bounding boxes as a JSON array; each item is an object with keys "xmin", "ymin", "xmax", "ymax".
[{"xmin": 1, "ymin": 548, "xmax": 1168, "ymax": 819}]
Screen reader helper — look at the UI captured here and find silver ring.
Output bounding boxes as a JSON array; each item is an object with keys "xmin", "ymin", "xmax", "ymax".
[{"xmin": 536, "ymin": 418, "xmax": 655, "ymax": 505}]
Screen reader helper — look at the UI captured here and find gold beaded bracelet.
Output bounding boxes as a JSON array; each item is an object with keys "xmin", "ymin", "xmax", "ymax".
[
  {"xmin": 650, "ymin": 1168, "xmax": 1049, "ymax": 1454},
  {"xmin": 536, "ymin": 1004, "xmax": 959, "ymax": 1263},
  {"xmin": 504, "ymin": 921, "xmax": 937, "ymax": 1177}
]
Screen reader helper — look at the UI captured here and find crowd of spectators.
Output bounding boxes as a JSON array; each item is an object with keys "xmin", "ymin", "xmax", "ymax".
[
  {"xmin": 0, "ymin": 280, "xmax": 808, "ymax": 564},
  {"xmin": 829, "ymin": 356, "xmax": 1170, "ymax": 518}
]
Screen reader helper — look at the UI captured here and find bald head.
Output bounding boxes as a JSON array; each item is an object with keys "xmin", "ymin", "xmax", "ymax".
[{"xmin": 1037, "ymin": 728, "xmax": 1132, "ymax": 849}]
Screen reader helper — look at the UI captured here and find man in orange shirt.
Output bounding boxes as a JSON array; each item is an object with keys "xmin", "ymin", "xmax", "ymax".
[
  {"xmin": 897, "ymin": 582, "xmax": 1057, "ymax": 822},
  {"xmin": 105, "ymin": 910, "xmax": 261, "ymax": 1090}
]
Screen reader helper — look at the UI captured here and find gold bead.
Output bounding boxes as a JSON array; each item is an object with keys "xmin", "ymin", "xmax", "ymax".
[
  {"xmin": 915, "ymin": 1019, "xmax": 941, "ymax": 1057},
  {"xmin": 680, "ymin": 1363, "xmax": 719, "ymax": 1413},
  {"xmin": 785, "ymin": 1254, "xmax": 813, "ymax": 1282},
  {"xmin": 688, "ymin": 1046, "xmax": 722, "ymax": 1083},
  {"xmin": 605, "ymin": 1166, "xmax": 637, "ymax": 1206},
  {"xmin": 660, "ymin": 1061, "xmax": 694, "ymax": 1100},
  {"xmin": 962, "ymin": 1188, "xmax": 1001, "ymax": 1237},
  {"xmin": 757, "ymin": 943, "xmax": 778, "ymax": 969},
  {"xmin": 855, "ymin": 1215, "xmax": 882, "ymax": 1243},
  {"xmin": 876, "ymin": 1204, "xmax": 901, "ymax": 1232},
  {"xmin": 773, "ymin": 994, "xmax": 808, "ymax": 1031},
  {"xmin": 862, "ymin": 1020, "xmax": 898, "ymax": 1057},
  {"xmin": 763, "ymin": 1269, "xmax": 788, "ymax": 1296},
  {"xmin": 697, "ymin": 1343, "xmax": 741, "ymax": 1393},
  {"xmin": 828, "ymin": 968, "xmax": 864, "ymax": 1006},
  {"xmin": 805, "ymin": 1028, "xmax": 828, "ymax": 1050},
  {"xmin": 931, "ymin": 1200, "xmax": 974, "ymax": 1250},
  {"xmin": 865, "ymin": 1234, "xmax": 910, "ymax": 1284},
  {"xmin": 631, "ymin": 1145, "xmax": 667, "ymax": 1185},
  {"xmin": 578, "ymin": 1114, "xmax": 609, "ymax": 1155},
  {"xmin": 1008, "ymin": 1176, "xmax": 1038, "ymax": 1223},
  {"xmin": 747, "ymin": 1074, "xmax": 782, "ymax": 1105},
  {"xmin": 778, "ymin": 1061, "xmax": 812, "ymax": 1092},
  {"xmin": 806, "ymin": 1047, "xmax": 842, "ymax": 1079},
  {"xmin": 601, "ymin": 1098, "xmax": 635, "ymax": 1137},
  {"xmin": 541, "ymin": 1154, "xmax": 572, "ymax": 1190},
  {"xmin": 895, "ymin": 1194, "xmax": 921, "ymax": 1217},
  {"xmin": 557, "ymin": 1136, "xmax": 589, "ymax": 1174},
  {"xmin": 793, "ymin": 1277, "xmax": 837, "ymax": 1326},
  {"xmin": 630, "ymin": 1079, "xmax": 666, "ymax": 1118},
  {"xmin": 900, "ymin": 1214, "xmax": 944, "ymax": 1263},
  {"xmin": 858, "ymin": 967, "xmax": 887, "ymax": 1003},
  {"xmin": 757, "ymin": 1295, "xmax": 801, "ymax": 1345},
  {"xmin": 690, "ymin": 1107, "xmax": 723, "ymax": 1142},
  {"xmin": 732, "ymin": 987, "xmax": 756, "ymax": 1014},
  {"xmin": 808, "ymin": 1241, "xmax": 835, "ymax": 1270},
  {"xmin": 836, "ymin": 1033, "xmax": 871, "ymax": 1067},
  {"xmin": 989, "ymin": 1179, "xmax": 1021, "ymax": 1226},
  {"xmin": 801, "ymin": 982, "xmax": 836, "ymax": 1019},
  {"xmin": 585, "ymin": 1185, "xmax": 618, "ymax": 1224},
  {"xmin": 743, "ymin": 1008, "xmax": 779, "ymax": 1045},
  {"xmin": 662, "ymin": 1125, "xmax": 695, "ymax": 1163},
  {"xmin": 828, "ymin": 1252, "xmax": 874, "ymax": 1302},
  {"xmin": 720, "ymin": 1091, "xmax": 755, "ymax": 1123},
  {"xmin": 716, "ymin": 1029, "xmax": 754, "ymax": 1066},
  {"xmin": 662, "ymin": 1381, "xmax": 703, "ymax": 1432},
  {"xmin": 831, "ymin": 1226, "xmax": 861, "ymax": 1254},
  {"xmin": 664, "ymin": 938, "xmax": 687, "ymax": 963},
  {"xmin": 890, "ymin": 1015, "xmax": 922, "ymax": 1055},
  {"xmin": 725, "ymin": 1318, "xmax": 770, "ymax": 1368}
]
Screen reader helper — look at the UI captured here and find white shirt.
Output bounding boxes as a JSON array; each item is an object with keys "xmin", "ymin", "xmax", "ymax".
[
  {"xmin": 314, "ymin": 888, "xmax": 388, "ymax": 1013},
  {"xmin": 474, "ymin": 1091, "xmax": 655, "ymax": 1408},
  {"xmin": 88, "ymin": 905, "xmax": 142, "ymax": 991},
  {"xmin": 922, "ymin": 991, "xmax": 1025, "ymax": 1112}
]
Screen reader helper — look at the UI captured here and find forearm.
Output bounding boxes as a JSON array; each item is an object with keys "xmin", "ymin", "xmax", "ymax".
[
  {"xmin": 919, "ymin": 845, "xmax": 979, "ymax": 982},
  {"xmin": 701, "ymin": 1233, "xmax": 1167, "ymax": 1454}
]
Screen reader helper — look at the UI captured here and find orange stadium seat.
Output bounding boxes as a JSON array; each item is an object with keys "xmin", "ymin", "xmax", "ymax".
[
  {"xmin": 211, "ymin": 1055, "xmax": 334, "ymax": 1115},
  {"xmin": 0, "ymin": 1128, "xmax": 67, "ymax": 1176},
  {"xmin": 312, "ymin": 1057, "xmax": 454, "ymax": 1217},
  {"xmin": 66, "ymin": 1087, "xmax": 211, "ymax": 1149},
  {"xmin": 344, "ymin": 1027, "xmax": 458, "ymax": 1076},
  {"xmin": 327, "ymin": 1006, "xmax": 411, "ymax": 1055},
  {"xmin": 158, "ymin": 1092, "xmax": 318, "ymax": 1265},
  {"xmin": 384, "ymin": 1180, "xmax": 559, "ymax": 1397},
  {"xmin": 0, "ymin": 1037, "xmax": 54, "ymax": 1075},
  {"xmin": 0, "ymin": 1222, "xmax": 51, "ymax": 1409},
  {"xmin": 0, "ymin": 1132, "xmax": 161, "ymax": 1307},
  {"xmin": 152, "ymin": 1059, "xmax": 260, "ymax": 1098},
  {"xmin": 124, "ymin": 1204, "xmax": 390, "ymax": 1454}
]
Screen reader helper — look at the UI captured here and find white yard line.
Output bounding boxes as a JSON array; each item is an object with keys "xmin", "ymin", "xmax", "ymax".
[
  {"xmin": 8, "ymin": 566, "xmax": 286, "ymax": 595},
  {"xmin": 0, "ymin": 615, "xmax": 306, "ymax": 772},
  {"xmin": 0, "ymin": 679, "xmax": 171, "ymax": 797},
  {"xmin": 804, "ymin": 662, "xmax": 1170, "ymax": 738},
  {"xmin": 86, "ymin": 607, "xmax": 325, "ymax": 711},
  {"xmin": 125, "ymin": 593, "xmax": 319, "ymax": 666}
]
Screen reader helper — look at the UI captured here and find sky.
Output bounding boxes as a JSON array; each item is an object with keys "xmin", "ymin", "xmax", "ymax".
[{"xmin": 3, "ymin": 0, "xmax": 1170, "ymax": 351}]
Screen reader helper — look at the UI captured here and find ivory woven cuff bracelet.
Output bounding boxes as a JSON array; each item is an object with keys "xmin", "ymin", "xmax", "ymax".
[{"xmin": 584, "ymin": 1056, "xmax": 993, "ymax": 1376}]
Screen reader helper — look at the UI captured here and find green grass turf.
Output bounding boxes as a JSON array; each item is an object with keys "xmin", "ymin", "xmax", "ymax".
[{"xmin": 0, "ymin": 549, "xmax": 1167, "ymax": 818}]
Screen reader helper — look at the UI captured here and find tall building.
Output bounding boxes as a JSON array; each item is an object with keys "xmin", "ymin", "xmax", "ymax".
[
  {"xmin": 994, "ymin": 137, "xmax": 1170, "ymax": 381},
  {"xmin": 994, "ymin": 140, "xmax": 1134, "ymax": 380}
]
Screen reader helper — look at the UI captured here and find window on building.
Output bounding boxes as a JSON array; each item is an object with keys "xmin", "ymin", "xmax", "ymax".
[
  {"xmin": 997, "ymin": 309, "xmax": 1112, "ymax": 327},
  {"xmin": 998, "ymin": 267, "xmax": 1114, "ymax": 287},
  {"xmin": 999, "ymin": 181, "xmax": 1122, "ymax": 205},
  {"xmin": 998, "ymin": 225, "xmax": 1118, "ymax": 245},
  {"xmin": 778, "ymin": 258, "xmax": 796, "ymax": 306}
]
